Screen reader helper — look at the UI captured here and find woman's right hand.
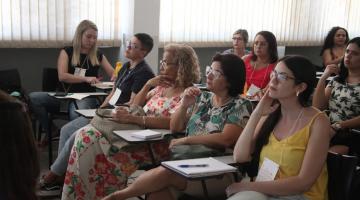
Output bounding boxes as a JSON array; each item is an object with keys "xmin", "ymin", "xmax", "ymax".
[
  {"xmin": 146, "ymin": 75, "xmax": 174, "ymax": 88},
  {"xmin": 181, "ymin": 87, "xmax": 201, "ymax": 108},
  {"xmin": 253, "ymin": 90, "xmax": 279, "ymax": 116},
  {"xmin": 85, "ymin": 76, "xmax": 100, "ymax": 84},
  {"xmin": 322, "ymin": 64, "xmax": 340, "ymax": 79}
]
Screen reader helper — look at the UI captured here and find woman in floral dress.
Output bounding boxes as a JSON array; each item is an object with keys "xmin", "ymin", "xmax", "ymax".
[
  {"xmin": 313, "ymin": 37, "xmax": 360, "ymax": 154},
  {"xmin": 103, "ymin": 53, "xmax": 253, "ymax": 200},
  {"xmin": 61, "ymin": 43, "xmax": 201, "ymax": 200}
]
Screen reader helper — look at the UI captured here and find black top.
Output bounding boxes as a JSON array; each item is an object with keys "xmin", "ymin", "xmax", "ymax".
[
  {"xmin": 62, "ymin": 46, "xmax": 103, "ymax": 92},
  {"xmin": 114, "ymin": 60, "xmax": 155, "ymax": 104}
]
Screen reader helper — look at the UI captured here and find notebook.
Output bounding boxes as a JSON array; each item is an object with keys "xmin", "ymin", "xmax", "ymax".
[
  {"xmin": 130, "ymin": 129, "xmax": 163, "ymax": 139},
  {"xmin": 161, "ymin": 157, "xmax": 237, "ymax": 178}
]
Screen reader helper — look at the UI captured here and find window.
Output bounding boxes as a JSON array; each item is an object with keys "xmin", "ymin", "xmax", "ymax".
[
  {"xmin": 159, "ymin": 0, "xmax": 360, "ymax": 47},
  {"xmin": 0, "ymin": 0, "xmax": 121, "ymax": 47}
]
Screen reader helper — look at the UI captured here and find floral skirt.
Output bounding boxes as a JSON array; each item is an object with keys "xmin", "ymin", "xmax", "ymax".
[{"xmin": 61, "ymin": 125, "xmax": 170, "ymax": 200}]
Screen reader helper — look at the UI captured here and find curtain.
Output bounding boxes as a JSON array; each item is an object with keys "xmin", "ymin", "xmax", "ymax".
[
  {"xmin": 159, "ymin": 0, "xmax": 360, "ymax": 47},
  {"xmin": 0, "ymin": 0, "xmax": 121, "ymax": 47}
]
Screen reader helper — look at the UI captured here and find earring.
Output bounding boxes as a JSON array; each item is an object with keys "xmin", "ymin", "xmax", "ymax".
[{"xmin": 296, "ymin": 91, "xmax": 300, "ymax": 97}]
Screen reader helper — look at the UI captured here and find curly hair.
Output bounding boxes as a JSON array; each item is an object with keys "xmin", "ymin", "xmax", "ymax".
[
  {"xmin": 164, "ymin": 43, "xmax": 201, "ymax": 88},
  {"xmin": 320, "ymin": 26, "xmax": 349, "ymax": 56}
]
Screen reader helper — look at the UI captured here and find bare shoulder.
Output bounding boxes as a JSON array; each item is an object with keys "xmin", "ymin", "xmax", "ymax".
[{"xmin": 308, "ymin": 107, "xmax": 331, "ymax": 136}]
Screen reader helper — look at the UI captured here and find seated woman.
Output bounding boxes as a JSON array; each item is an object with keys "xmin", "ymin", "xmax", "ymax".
[
  {"xmin": 61, "ymin": 43, "xmax": 201, "ymax": 200},
  {"xmin": 226, "ymin": 55, "xmax": 330, "ymax": 200},
  {"xmin": 103, "ymin": 53, "xmax": 253, "ymax": 200},
  {"xmin": 313, "ymin": 37, "xmax": 360, "ymax": 155},
  {"xmin": 0, "ymin": 90, "xmax": 40, "ymax": 200},
  {"xmin": 242, "ymin": 31, "xmax": 278, "ymax": 99},
  {"xmin": 223, "ymin": 29, "xmax": 250, "ymax": 58},
  {"xmin": 29, "ymin": 20, "xmax": 114, "ymax": 146},
  {"xmin": 320, "ymin": 26, "xmax": 349, "ymax": 68}
]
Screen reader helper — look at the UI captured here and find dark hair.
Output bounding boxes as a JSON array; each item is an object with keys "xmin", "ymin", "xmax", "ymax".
[
  {"xmin": 212, "ymin": 53, "xmax": 246, "ymax": 97},
  {"xmin": 0, "ymin": 90, "xmax": 40, "ymax": 200},
  {"xmin": 134, "ymin": 33, "xmax": 154, "ymax": 56},
  {"xmin": 335, "ymin": 37, "xmax": 360, "ymax": 84},
  {"xmin": 252, "ymin": 55, "xmax": 316, "ymax": 168},
  {"xmin": 252, "ymin": 31, "xmax": 278, "ymax": 63},
  {"xmin": 320, "ymin": 26, "xmax": 349, "ymax": 56},
  {"xmin": 233, "ymin": 29, "xmax": 249, "ymax": 44}
]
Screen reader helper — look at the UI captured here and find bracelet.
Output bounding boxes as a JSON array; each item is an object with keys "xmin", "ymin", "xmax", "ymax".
[{"xmin": 142, "ymin": 116, "xmax": 146, "ymax": 128}]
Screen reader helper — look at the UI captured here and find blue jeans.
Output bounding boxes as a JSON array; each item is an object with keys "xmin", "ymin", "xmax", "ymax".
[
  {"xmin": 51, "ymin": 116, "xmax": 90, "ymax": 175},
  {"xmin": 29, "ymin": 91, "xmax": 98, "ymax": 132}
]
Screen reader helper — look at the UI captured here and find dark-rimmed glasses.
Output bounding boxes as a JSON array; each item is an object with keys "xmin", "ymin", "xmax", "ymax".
[{"xmin": 270, "ymin": 70, "xmax": 295, "ymax": 82}]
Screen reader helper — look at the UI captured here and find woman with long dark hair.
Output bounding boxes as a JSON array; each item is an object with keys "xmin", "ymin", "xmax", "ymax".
[
  {"xmin": 314, "ymin": 37, "xmax": 360, "ymax": 155},
  {"xmin": 227, "ymin": 56, "xmax": 330, "ymax": 200},
  {"xmin": 0, "ymin": 90, "xmax": 40, "ymax": 200},
  {"xmin": 320, "ymin": 26, "xmax": 349, "ymax": 67}
]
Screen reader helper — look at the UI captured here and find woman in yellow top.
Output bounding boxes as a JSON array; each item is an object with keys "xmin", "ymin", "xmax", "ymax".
[{"xmin": 226, "ymin": 55, "xmax": 331, "ymax": 200}]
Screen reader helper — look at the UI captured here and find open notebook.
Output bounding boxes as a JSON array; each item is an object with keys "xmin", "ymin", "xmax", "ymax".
[{"xmin": 161, "ymin": 157, "xmax": 237, "ymax": 178}]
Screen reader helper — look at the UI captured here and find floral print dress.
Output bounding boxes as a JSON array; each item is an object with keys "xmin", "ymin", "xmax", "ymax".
[{"xmin": 61, "ymin": 86, "xmax": 181, "ymax": 200}]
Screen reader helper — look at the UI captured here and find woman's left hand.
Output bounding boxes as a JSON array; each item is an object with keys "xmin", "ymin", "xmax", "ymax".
[
  {"xmin": 169, "ymin": 137, "xmax": 187, "ymax": 148},
  {"xmin": 111, "ymin": 106, "xmax": 131, "ymax": 123},
  {"xmin": 226, "ymin": 181, "xmax": 247, "ymax": 198}
]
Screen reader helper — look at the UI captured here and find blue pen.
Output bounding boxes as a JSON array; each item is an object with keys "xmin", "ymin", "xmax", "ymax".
[{"xmin": 178, "ymin": 164, "xmax": 209, "ymax": 168}]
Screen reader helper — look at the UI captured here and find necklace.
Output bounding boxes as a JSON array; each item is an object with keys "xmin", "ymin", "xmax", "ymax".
[{"xmin": 276, "ymin": 107, "xmax": 304, "ymax": 138}]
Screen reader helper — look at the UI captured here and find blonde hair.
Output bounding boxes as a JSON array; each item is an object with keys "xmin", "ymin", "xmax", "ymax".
[
  {"xmin": 164, "ymin": 43, "xmax": 201, "ymax": 87},
  {"xmin": 71, "ymin": 20, "xmax": 99, "ymax": 66}
]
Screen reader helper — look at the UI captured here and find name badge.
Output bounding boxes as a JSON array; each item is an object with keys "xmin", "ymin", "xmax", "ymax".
[
  {"xmin": 256, "ymin": 157, "xmax": 279, "ymax": 182},
  {"xmin": 246, "ymin": 84, "xmax": 261, "ymax": 97},
  {"xmin": 109, "ymin": 88, "xmax": 122, "ymax": 105},
  {"xmin": 74, "ymin": 68, "xmax": 87, "ymax": 77}
]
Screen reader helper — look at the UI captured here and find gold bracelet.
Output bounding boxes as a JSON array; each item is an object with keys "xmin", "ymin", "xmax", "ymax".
[{"xmin": 142, "ymin": 116, "xmax": 146, "ymax": 128}]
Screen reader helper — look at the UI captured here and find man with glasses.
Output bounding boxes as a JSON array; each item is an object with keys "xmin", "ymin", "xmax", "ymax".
[{"xmin": 39, "ymin": 33, "xmax": 155, "ymax": 195}]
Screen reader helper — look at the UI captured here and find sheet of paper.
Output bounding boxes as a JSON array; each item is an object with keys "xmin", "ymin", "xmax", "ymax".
[
  {"xmin": 256, "ymin": 157, "xmax": 279, "ymax": 182},
  {"xmin": 109, "ymin": 88, "xmax": 122, "ymax": 105}
]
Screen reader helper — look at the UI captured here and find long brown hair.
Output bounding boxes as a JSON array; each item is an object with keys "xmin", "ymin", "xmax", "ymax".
[{"xmin": 0, "ymin": 90, "xmax": 40, "ymax": 200}]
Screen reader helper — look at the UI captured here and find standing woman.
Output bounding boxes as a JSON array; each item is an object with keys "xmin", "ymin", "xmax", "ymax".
[
  {"xmin": 320, "ymin": 26, "xmax": 349, "ymax": 67},
  {"xmin": 227, "ymin": 56, "xmax": 330, "ymax": 200},
  {"xmin": 0, "ymin": 90, "xmax": 40, "ymax": 200},
  {"xmin": 242, "ymin": 31, "xmax": 278, "ymax": 98},
  {"xmin": 224, "ymin": 29, "xmax": 250, "ymax": 58},
  {"xmin": 30, "ymin": 20, "xmax": 114, "ymax": 144},
  {"xmin": 313, "ymin": 37, "xmax": 360, "ymax": 155}
]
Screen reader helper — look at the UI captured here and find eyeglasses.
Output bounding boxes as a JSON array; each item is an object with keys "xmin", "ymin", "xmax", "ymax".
[
  {"xmin": 270, "ymin": 70, "xmax": 296, "ymax": 82},
  {"xmin": 232, "ymin": 37, "xmax": 244, "ymax": 41},
  {"xmin": 126, "ymin": 41, "xmax": 140, "ymax": 50},
  {"xmin": 160, "ymin": 59, "xmax": 178, "ymax": 69},
  {"xmin": 206, "ymin": 66, "xmax": 224, "ymax": 79}
]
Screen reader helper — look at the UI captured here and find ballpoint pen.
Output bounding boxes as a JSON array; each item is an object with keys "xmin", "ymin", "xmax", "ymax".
[{"xmin": 178, "ymin": 164, "xmax": 209, "ymax": 168}]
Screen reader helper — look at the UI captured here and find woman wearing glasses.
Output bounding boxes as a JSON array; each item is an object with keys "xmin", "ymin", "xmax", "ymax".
[
  {"xmin": 242, "ymin": 31, "xmax": 278, "ymax": 99},
  {"xmin": 103, "ymin": 53, "xmax": 253, "ymax": 200},
  {"xmin": 223, "ymin": 29, "xmax": 250, "ymax": 58},
  {"xmin": 61, "ymin": 43, "xmax": 200, "ymax": 200},
  {"xmin": 226, "ymin": 55, "xmax": 330, "ymax": 200}
]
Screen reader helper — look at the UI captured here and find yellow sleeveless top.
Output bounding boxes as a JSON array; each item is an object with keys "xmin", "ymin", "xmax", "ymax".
[{"xmin": 259, "ymin": 112, "xmax": 328, "ymax": 200}]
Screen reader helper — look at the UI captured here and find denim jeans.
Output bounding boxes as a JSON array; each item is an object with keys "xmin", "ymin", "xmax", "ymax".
[
  {"xmin": 29, "ymin": 91, "xmax": 98, "ymax": 133},
  {"xmin": 51, "ymin": 116, "xmax": 90, "ymax": 175}
]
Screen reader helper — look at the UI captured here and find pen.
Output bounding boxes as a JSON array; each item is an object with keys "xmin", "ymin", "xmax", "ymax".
[{"xmin": 178, "ymin": 164, "xmax": 209, "ymax": 168}]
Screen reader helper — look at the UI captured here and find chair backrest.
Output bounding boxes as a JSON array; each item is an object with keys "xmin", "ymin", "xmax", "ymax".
[
  {"xmin": 327, "ymin": 151, "xmax": 358, "ymax": 200},
  {"xmin": 42, "ymin": 68, "xmax": 63, "ymax": 92},
  {"xmin": 0, "ymin": 68, "xmax": 22, "ymax": 94}
]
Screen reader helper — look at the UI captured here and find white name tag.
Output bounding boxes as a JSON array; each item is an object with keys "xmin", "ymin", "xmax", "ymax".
[
  {"xmin": 246, "ymin": 84, "xmax": 261, "ymax": 97},
  {"xmin": 256, "ymin": 157, "xmax": 279, "ymax": 182},
  {"xmin": 74, "ymin": 68, "xmax": 87, "ymax": 77},
  {"xmin": 109, "ymin": 88, "xmax": 122, "ymax": 106}
]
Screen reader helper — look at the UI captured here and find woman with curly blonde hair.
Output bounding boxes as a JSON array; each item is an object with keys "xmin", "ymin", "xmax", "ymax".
[{"xmin": 61, "ymin": 43, "xmax": 201, "ymax": 200}]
